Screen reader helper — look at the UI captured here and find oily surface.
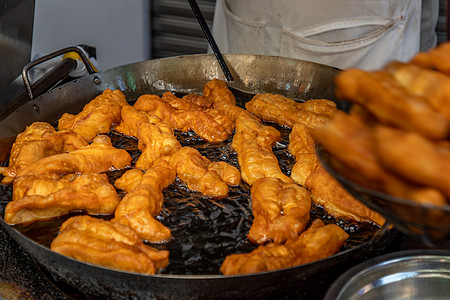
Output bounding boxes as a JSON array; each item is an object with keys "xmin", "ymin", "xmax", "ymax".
[{"xmin": 0, "ymin": 91, "xmax": 379, "ymax": 275}]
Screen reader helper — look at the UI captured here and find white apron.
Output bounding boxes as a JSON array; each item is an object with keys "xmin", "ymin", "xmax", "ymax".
[{"xmin": 211, "ymin": 0, "xmax": 437, "ymax": 70}]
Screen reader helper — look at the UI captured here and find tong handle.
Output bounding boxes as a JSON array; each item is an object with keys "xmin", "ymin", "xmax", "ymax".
[
  {"xmin": 22, "ymin": 46, "xmax": 96, "ymax": 100},
  {"xmin": 188, "ymin": 0, "xmax": 233, "ymax": 81}
]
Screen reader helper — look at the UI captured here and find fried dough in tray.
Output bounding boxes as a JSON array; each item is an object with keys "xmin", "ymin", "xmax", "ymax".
[
  {"xmin": 311, "ymin": 43, "xmax": 450, "ymax": 247},
  {"xmin": 313, "ymin": 41, "xmax": 450, "ymax": 207},
  {"xmin": 0, "ymin": 79, "xmax": 383, "ymax": 275}
]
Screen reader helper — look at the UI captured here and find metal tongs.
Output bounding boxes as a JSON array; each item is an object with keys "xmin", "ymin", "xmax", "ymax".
[{"xmin": 188, "ymin": 0, "xmax": 234, "ymax": 82}]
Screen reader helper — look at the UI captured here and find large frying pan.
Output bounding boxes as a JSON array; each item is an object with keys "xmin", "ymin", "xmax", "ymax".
[{"xmin": 0, "ymin": 52, "xmax": 397, "ymax": 299}]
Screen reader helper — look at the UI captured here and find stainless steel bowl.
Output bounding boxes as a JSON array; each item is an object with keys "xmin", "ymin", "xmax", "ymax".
[{"xmin": 325, "ymin": 250, "xmax": 450, "ymax": 300}]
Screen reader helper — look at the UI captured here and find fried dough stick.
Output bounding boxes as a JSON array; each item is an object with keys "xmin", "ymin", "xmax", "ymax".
[
  {"xmin": 311, "ymin": 111, "xmax": 447, "ymax": 206},
  {"xmin": 288, "ymin": 123, "xmax": 321, "ymax": 186},
  {"xmin": 311, "ymin": 111, "xmax": 382, "ymax": 188},
  {"xmin": 248, "ymin": 177, "xmax": 311, "ymax": 244},
  {"xmin": 205, "ymin": 161, "xmax": 241, "ymax": 187},
  {"xmin": 221, "ymin": 219, "xmax": 348, "ymax": 275},
  {"xmin": 181, "ymin": 93, "xmax": 213, "ymax": 109},
  {"xmin": 335, "ymin": 69, "xmax": 449, "ymax": 139},
  {"xmin": 115, "ymin": 105, "xmax": 162, "ymax": 138},
  {"xmin": 169, "ymin": 147, "xmax": 240, "ymax": 198},
  {"xmin": 245, "ymin": 93, "xmax": 337, "ymax": 128},
  {"xmin": 136, "ymin": 121, "xmax": 181, "ymax": 170},
  {"xmin": 16, "ymin": 135, "xmax": 131, "ymax": 178},
  {"xmin": 375, "ymin": 126, "xmax": 450, "ymax": 200},
  {"xmin": 385, "ymin": 62, "xmax": 450, "ymax": 122},
  {"xmin": 305, "ymin": 166, "xmax": 385, "ymax": 226},
  {"xmin": 203, "ymin": 78, "xmax": 256, "ymax": 122},
  {"xmin": 0, "ymin": 122, "xmax": 87, "ymax": 183},
  {"xmin": 51, "ymin": 215, "xmax": 169, "ymax": 275},
  {"xmin": 114, "ymin": 160, "xmax": 176, "ymax": 243},
  {"xmin": 114, "ymin": 168, "xmax": 144, "ymax": 193},
  {"xmin": 114, "ymin": 105, "xmax": 181, "ymax": 170},
  {"xmin": 59, "ymin": 89, "xmax": 128, "ymax": 142},
  {"xmin": 411, "ymin": 41, "xmax": 450, "ymax": 75},
  {"xmin": 4, "ymin": 173, "xmax": 120, "ymax": 225},
  {"xmin": 231, "ymin": 115, "xmax": 292, "ymax": 185},
  {"xmin": 133, "ymin": 93, "xmax": 234, "ymax": 142},
  {"xmin": 161, "ymin": 91, "xmax": 213, "ymax": 110}
]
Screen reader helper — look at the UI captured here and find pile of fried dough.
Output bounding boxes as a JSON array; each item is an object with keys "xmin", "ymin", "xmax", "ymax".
[
  {"xmin": 0, "ymin": 77, "xmax": 384, "ymax": 276},
  {"xmin": 312, "ymin": 42, "xmax": 450, "ymax": 208}
]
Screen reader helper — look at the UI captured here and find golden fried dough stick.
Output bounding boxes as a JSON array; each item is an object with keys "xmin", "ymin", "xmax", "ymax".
[
  {"xmin": 58, "ymin": 89, "xmax": 128, "ymax": 142},
  {"xmin": 288, "ymin": 123, "xmax": 320, "ymax": 186},
  {"xmin": 51, "ymin": 215, "xmax": 169, "ymax": 275},
  {"xmin": 169, "ymin": 147, "xmax": 239, "ymax": 198},
  {"xmin": 162, "ymin": 91, "xmax": 212, "ymax": 110},
  {"xmin": 114, "ymin": 168, "xmax": 144, "ymax": 193},
  {"xmin": 305, "ymin": 166, "xmax": 385, "ymax": 226},
  {"xmin": 141, "ymin": 159, "xmax": 176, "ymax": 190},
  {"xmin": 182, "ymin": 93, "xmax": 213, "ymax": 108},
  {"xmin": 207, "ymin": 161, "xmax": 241, "ymax": 186},
  {"xmin": 311, "ymin": 111, "xmax": 382, "ymax": 187},
  {"xmin": 162, "ymin": 91, "xmax": 198, "ymax": 110},
  {"xmin": 231, "ymin": 115, "xmax": 292, "ymax": 185},
  {"xmin": 4, "ymin": 173, "xmax": 120, "ymax": 225},
  {"xmin": 385, "ymin": 62, "xmax": 450, "ymax": 122},
  {"xmin": 245, "ymin": 93, "xmax": 337, "ymax": 128},
  {"xmin": 134, "ymin": 94, "xmax": 234, "ymax": 142},
  {"xmin": 8, "ymin": 122, "xmax": 58, "ymax": 177},
  {"xmin": 328, "ymin": 156, "xmax": 447, "ymax": 207},
  {"xmin": 115, "ymin": 105, "xmax": 181, "ymax": 170},
  {"xmin": 0, "ymin": 122, "xmax": 88, "ymax": 183},
  {"xmin": 247, "ymin": 177, "xmax": 311, "ymax": 244},
  {"xmin": 311, "ymin": 111, "xmax": 447, "ymax": 206},
  {"xmin": 48, "ymin": 130, "xmax": 90, "ymax": 151},
  {"xmin": 411, "ymin": 41, "xmax": 450, "ymax": 75},
  {"xmin": 115, "ymin": 105, "xmax": 162, "ymax": 138},
  {"xmin": 12, "ymin": 173, "xmax": 76, "ymax": 201},
  {"xmin": 203, "ymin": 78, "xmax": 256, "ymax": 122},
  {"xmin": 300, "ymin": 98, "xmax": 338, "ymax": 117},
  {"xmin": 220, "ymin": 219, "xmax": 348, "ymax": 275},
  {"xmin": 202, "ymin": 79, "xmax": 235, "ymax": 106},
  {"xmin": 374, "ymin": 126, "xmax": 450, "ymax": 201},
  {"xmin": 16, "ymin": 135, "xmax": 131, "ymax": 178},
  {"xmin": 347, "ymin": 103, "xmax": 379, "ymax": 127},
  {"xmin": 114, "ymin": 161, "xmax": 176, "ymax": 243},
  {"xmin": 288, "ymin": 219, "xmax": 348, "ymax": 266},
  {"xmin": 114, "ymin": 169, "xmax": 144, "ymax": 191},
  {"xmin": 135, "ymin": 121, "xmax": 181, "ymax": 170},
  {"xmin": 335, "ymin": 69, "xmax": 449, "ymax": 139}
]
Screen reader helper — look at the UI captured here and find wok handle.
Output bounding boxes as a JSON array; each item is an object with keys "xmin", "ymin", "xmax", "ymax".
[{"xmin": 22, "ymin": 46, "xmax": 97, "ymax": 100}]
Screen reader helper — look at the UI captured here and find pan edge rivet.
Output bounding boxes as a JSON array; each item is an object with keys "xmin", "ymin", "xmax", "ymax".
[{"xmin": 93, "ymin": 77, "xmax": 100, "ymax": 84}]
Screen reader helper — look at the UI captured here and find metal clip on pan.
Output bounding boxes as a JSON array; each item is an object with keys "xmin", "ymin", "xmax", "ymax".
[{"xmin": 188, "ymin": 0, "xmax": 234, "ymax": 82}]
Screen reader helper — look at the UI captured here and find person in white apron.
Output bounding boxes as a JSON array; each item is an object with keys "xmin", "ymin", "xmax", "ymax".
[{"xmin": 211, "ymin": 0, "xmax": 439, "ymax": 70}]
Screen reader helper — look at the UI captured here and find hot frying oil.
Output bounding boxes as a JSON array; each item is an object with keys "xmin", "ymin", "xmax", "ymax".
[{"xmin": 0, "ymin": 90, "xmax": 380, "ymax": 275}]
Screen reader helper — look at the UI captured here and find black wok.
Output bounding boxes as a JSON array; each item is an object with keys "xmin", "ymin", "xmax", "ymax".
[{"xmin": 0, "ymin": 52, "xmax": 398, "ymax": 299}]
